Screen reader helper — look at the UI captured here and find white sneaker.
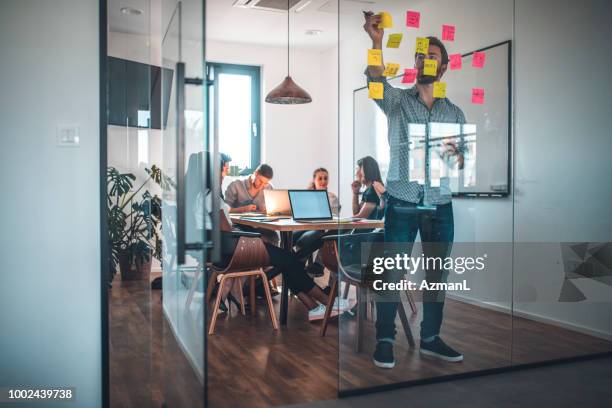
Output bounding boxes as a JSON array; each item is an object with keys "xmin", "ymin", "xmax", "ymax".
[
  {"xmin": 308, "ymin": 304, "xmax": 326, "ymax": 321},
  {"xmin": 333, "ymin": 298, "xmax": 352, "ymax": 313}
]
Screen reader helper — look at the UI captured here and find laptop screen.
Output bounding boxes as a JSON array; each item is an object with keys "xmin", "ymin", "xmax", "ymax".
[{"xmin": 289, "ymin": 190, "xmax": 332, "ymax": 220}]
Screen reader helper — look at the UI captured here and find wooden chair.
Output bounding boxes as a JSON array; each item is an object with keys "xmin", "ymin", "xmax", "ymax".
[
  {"xmin": 207, "ymin": 231, "xmax": 278, "ymax": 335},
  {"xmin": 319, "ymin": 232, "xmax": 416, "ymax": 352}
]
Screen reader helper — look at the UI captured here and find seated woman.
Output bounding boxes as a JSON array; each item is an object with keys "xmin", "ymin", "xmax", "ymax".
[
  {"xmin": 352, "ymin": 156, "xmax": 386, "ymax": 220},
  {"xmin": 200, "ymin": 153, "xmax": 350, "ymax": 321}
]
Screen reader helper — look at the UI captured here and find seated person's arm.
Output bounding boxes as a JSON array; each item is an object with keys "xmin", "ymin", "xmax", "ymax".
[
  {"xmin": 225, "ymin": 183, "xmax": 257, "ymax": 213},
  {"xmin": 229, "ymin": 204, "xmax": 257, "ymax": 213},
  {"xmin": 354, "ymin": 202, "xmax": 376, "ymax": 219}
]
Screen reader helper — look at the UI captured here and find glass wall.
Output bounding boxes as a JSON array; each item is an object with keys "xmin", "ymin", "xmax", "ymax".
[{"xmin": 338, "ymin": 0, "xmax": 612, "ymax": 394}]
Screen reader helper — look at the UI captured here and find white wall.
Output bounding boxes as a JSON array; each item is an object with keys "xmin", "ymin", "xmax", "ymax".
[
  {"xmin": 0, "ymin": 1, "xmax": 101, "ymax": 406},
  {"xmin": 207, "ymin": 40, "xmax": 339, "ymax": 195}
]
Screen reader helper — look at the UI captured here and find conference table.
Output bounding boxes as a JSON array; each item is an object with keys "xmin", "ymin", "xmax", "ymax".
[{"xmin": 230, "ymin": 215, "xmax": 384, "ymax": 325}]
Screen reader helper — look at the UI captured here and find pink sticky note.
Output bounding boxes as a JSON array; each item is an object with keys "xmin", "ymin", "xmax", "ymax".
[
  {"xmin": 449, "ymin": 54, "xmax": 462, "ymax": 70},
  {"xmin": 472, "ymin": 51, "xmax": 486, "ymax": 68},
  {"xmin": 406, "ymin": 11, "xmax": 420, "ymax": 28},
  {"xmin": 402, "ymin": 68, "xmax": 418, "ymax": 84},
  {"xmin": 472, "ymin": 88, "xmax": 485, "ymax": 104},
  {"xmin": 442, "ymin": 24, "xmax": 455, "ymax": 41}
]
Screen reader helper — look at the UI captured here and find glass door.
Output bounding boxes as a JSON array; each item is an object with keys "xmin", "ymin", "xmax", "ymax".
[{"xmin": 160, "ymin": 0, "xmax": 211, "ymax": 406}]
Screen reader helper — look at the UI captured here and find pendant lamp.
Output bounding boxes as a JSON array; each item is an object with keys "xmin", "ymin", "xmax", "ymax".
[{"xmin": 265, "ymin": 0, "xmax": 312, "ymax": 104}]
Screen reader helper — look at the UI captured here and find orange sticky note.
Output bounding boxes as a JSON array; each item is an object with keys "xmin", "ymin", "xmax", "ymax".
[
  {"xmin": 416, "ymin": 37, "xmax": 430, "ymax": 55},
  {"xmin": 369, "ymin": 82, "xmax": 384, "ymax": 99},
  {"xmin": 367, "ymin": 49, "xmax": 382, "ymax": 66},
  {"xmin": 472, "ymin": 88, "xmax": 485, "ymax": 104},
  {"xmin": 386, "ymin": 33, "xmax": 403, "ymax": 48},
  {"xmin": 378, "ymin": 12, "xmax": 393, "ymax": 28},
  {"xmin": 402, "ymin": 68, "xmax": 418, "ymax": 84},
  {"xmin": 382, "ymin": 63, "xmax": 400, "ymax": 77},
  {"xmin": 423, "ymin": 59, "xmax": 438, "ymax": 76},
  {"xmin": 472, "ymin": 51, "xmax": 486, "ymax": 68},
  {"xmin": 433, "ymin": 82, "xmax": 447, "ymax": 98},
  {"xmin": 449, "ymin": 53, "xmax": 462, "ymax": 70},
  {"xmin": 406, "ymin": 10, "xmax": 420, "ymax": 28},
  {"xmin": 442, "ymin": 24, "xmax": 456, "ymax": 41}
]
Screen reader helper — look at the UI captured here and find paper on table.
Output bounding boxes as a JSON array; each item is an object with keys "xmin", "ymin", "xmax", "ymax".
[
  {"xmin": 382, "ymin": 63, "xmax": 400, "ymax": 77},
  {"xmin": 442, "ymin": 24, "xmax": 456, "ymax": 41},
  {"xmin": 369, "ymin": 82, "xmax": 384, "ymax": 99},
  {"xmin": 367, "ymin": 48, "xmax": 382, "ymax": 66},
  {"xmin": 433, "ymin": 82, "xmax": 447, "ymax": 98},
  {"xmin": 472, "ymin": 51, "xmax": 486, "ymax": 68},
  {"xmin": 406, "ymin": 10, "xmax": 420, "ymax": 28},
  {"xmin": 386, "ymin": 33, "xmax": 403, "ymax": 48},
  {"xmin": 416, "ymin": 37, "xmax": 429, "ymax": 54},
  {"xmin": 449, "ymin": 53, "xmax": 462, "ymax": 70},
  {"xmin": 378, "ymin": 11, "xmax": 393, "ymax": 28},
  {"xmin": 402, "ymin": 68, "xmax": 418, "ymax": 84},
  {"xmin": 423, "ymin": 59, "xmax": 438, "ymax": 76},
  {"xmin": 472, "ymin": 88, "xmax": 485, "ymax": 104}
]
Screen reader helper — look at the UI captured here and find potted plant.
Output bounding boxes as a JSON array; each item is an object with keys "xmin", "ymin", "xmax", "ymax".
[{"xmin": 107, "ymin": 165, "xmax": 163, "ymax": 282}]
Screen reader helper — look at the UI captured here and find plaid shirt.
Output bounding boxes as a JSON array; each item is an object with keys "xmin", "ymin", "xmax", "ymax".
[{"xmin": 366, "ymin": 72, "xmax": 466, "ymax": 205}]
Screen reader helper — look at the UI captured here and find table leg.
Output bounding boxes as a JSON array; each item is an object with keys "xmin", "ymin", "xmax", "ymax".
[{"xmin": 280, "ymin": 231, "xmax": 292, "ymax": 325}]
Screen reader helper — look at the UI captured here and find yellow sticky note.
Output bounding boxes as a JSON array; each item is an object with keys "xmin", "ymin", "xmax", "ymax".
[
  {"xmin": 378, "ymin": 12, "xmax": 393, "ymax": 28},
  {"xmin": 369, "ymin": 82, "xmax": 384, "ymax": 99},
  {"xmin": 386, "ymin": 33, "xmax": 403, "ymax": 48},
  {"xmin": 416, "ymin": 37, "xmax": 430, "ymax": 55},
  {"xmin": 382, "ymin": 63, "xmax": 400, "ymax": 77},
  {"xmin": 423, "ymin": 59, "xmax": 438, "ymax": 76},
  {"xmin": 433, "ymin": 82, "xmax": 447, "ymax": 98},
  {"xmin": 367, "ymin": 49, "xmax": 382, "ymax": 66}
]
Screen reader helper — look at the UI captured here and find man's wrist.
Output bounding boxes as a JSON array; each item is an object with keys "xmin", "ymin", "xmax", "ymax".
[{"xmin": 372, "ymin": 40, "xmax": 382, "ymax": 49}]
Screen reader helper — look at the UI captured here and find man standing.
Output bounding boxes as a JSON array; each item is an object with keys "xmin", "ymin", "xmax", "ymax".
[{"xmin": 363, "ymin": 12, "xmax": 466, "ymax": 368}]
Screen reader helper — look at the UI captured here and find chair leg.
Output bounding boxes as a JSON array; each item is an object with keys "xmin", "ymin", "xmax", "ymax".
[
  {"xmin": 185, "ymin": 266, "xmax": 201, "ymax": 310},
  {"xmin": 206, "ymin": 270, "xmax": 218, "ymax": 304},
  {"xmin": 355, "ymin": 286, "xmax": 366, "ymax": 353},
  {"xmin": 250, "ymin": 275, "xmax": 256, "ymax": 317},
  {"xmin": 406, "ymin": 288, "xmax": 417, "ymax": 315},
  {"xmin": 342, "ymin": 281, "xmax": 350, "ymax": 299},
  {"xmin": 397, "ymin": 299, "xmax": 415, "ymax": 348},
  {"xmin": 237, "ymin": 278, "xmax": 246, "ymax": 316},
  {"xmin": 208, "ymin": 276, "xmax": 228, "ymax": 335},
  {"xmin": 320, "ymin": 277, "xmax": 338, "ymax": 337},
  {"xmin": 260, "ymin": 269, "xmax": 279, "ymax": 330}
]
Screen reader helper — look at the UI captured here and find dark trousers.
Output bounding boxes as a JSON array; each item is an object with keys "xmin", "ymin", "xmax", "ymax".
[
  {"xmin": 219, "ymin": 232, "xmax": 315, "ymax": 295},
  {"xmin": 375, "ymin": 196, "xmax": 454, "ymax": 341}
]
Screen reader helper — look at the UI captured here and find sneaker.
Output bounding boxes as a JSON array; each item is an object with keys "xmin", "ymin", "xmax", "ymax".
[
  {"xmin": 308, "ymin": 304, "xmax": 327, "ymax": 321},
  {"xmin": 372, "ymin": 341, "xmax": 395, "ymax": 369},
  {"xmin": 333, "ymin": 297, "xmax": 353, "ymax": 313},
  {"xmin": 419, "ymin": 337, "xmax": 464, "ymax": 362}
]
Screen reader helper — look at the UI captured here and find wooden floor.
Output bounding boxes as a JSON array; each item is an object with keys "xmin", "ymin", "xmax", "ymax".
[{"xmin": 109, "ymin": 274, "xmax": 612, "ymax": 407}]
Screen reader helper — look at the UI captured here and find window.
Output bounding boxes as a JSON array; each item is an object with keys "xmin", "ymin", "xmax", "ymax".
[{"xmin": 207, "ymin": 63, "xmax": 261, "ymax": 174}]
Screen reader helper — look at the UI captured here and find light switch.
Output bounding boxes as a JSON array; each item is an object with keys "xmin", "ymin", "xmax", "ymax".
[{"xmin": 57, "ymin": 124, "xmax": 80, "ymax": 147}]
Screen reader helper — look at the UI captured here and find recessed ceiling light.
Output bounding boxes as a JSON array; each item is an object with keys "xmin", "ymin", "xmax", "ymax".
[
  {"xmin": 305, "ymin": 29, "xmax": 323, "ymax": 36},
  {"xmin": 120, "ymin": 6, "xmax": 143, "ymax": 16}
]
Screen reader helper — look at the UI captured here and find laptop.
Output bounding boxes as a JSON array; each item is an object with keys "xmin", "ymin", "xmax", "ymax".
[
  {"xmin": 288, "ymin": 190, "xmax": 334, "ymax": 222},
  {"xmin": 263, "ymin": 189, "xmax": 292, "ymax": 216}
]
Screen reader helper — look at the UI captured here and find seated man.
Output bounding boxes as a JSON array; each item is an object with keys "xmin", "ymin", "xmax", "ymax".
[{"xmin": 224, "ymin": 164, "xmax": 274, "ymax": 213}]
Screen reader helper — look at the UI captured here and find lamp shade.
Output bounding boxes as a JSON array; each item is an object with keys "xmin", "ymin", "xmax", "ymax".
[{"xmin": 265, "ymin": 76, "xmax": 312, "ymax": 104}]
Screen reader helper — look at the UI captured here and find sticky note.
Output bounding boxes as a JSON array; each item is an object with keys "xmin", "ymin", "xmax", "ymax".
[
  {"xmin": 386, "ymin": 33, "xmax": 403, "ymax": 48},
  {"xmin": 383, "ymin": 63, "xmax": 400, "ymax": 77},
  {"xmin": 416, "ymin": 37, "xmax": 430, "ymax": 55},
  {"xmin": 402, "ymin": 68, "xmax": 418, "ymax": 84},
  {"xmin": 449, "ymin": 53, "xmax": 462, "ymax": 70},
  {"xmin": 423, "ymin": 59, "xmax": 438, "ymax": 76},
  {"xmin": 406, "ymin": 10, "xmax": 420, "ymax": 28},
  {"xmin": 472, "ymin": 88, "xmax": 485, "ymax": 104},
  {"xmin": 433, "ymin": 82, "xmax": 447, "ymax": 98},
  {"xmin": 378, "ymin": 12, "xmax": 393, "ymax": 28},
  {"xmin": 442, "ymin": 24, "xmax": 456, "ymax": 41},
  {"xmin": 367, "ymin": 49, "xmax": 382, "ymax": 66},
  {"xmin": 472, "ymin": 51, "xmax": 486, "ymax": 68},
  {"xmin": 369, "ymin": 82, "xmax": 384, "ymax": 99}
]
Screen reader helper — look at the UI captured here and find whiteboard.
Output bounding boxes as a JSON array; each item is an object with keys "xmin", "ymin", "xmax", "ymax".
[{"xmin": 353, "ymin": 41, "xmax": 511, "ymax": 197}]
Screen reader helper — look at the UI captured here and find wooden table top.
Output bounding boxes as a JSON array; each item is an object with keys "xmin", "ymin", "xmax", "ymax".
[{"xmin": 230, "ymin": 215, "xmax": 384, "ymax": 232}]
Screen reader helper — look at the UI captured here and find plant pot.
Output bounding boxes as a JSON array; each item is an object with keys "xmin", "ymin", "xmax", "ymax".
[{"xmin": 119, "ymin": 253, "xmax": 152, "ymax": 281}]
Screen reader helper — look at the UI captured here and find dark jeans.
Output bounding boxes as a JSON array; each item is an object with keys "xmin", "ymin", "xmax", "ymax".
[
  {"xmin": 219, "ymin": 232, "xmax": 315, "ymax": 294},
  {"xmin": 375, "ymin": 196, "xmax": 454, "ymax": 341}
]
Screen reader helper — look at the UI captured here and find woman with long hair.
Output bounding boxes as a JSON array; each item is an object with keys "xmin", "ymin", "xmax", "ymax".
[{"xmin": 352, "ymin": 156, "xmax": 386, "ymax": 219}]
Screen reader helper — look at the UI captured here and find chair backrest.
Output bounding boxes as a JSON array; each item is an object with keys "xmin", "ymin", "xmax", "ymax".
[
  {"xmin": 320, "ymin": 232, "xmax": 385, "ymax": 282},
  {"xmin": 222, "ymin": 236, "xmax": 270, "ymax": 272}
]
